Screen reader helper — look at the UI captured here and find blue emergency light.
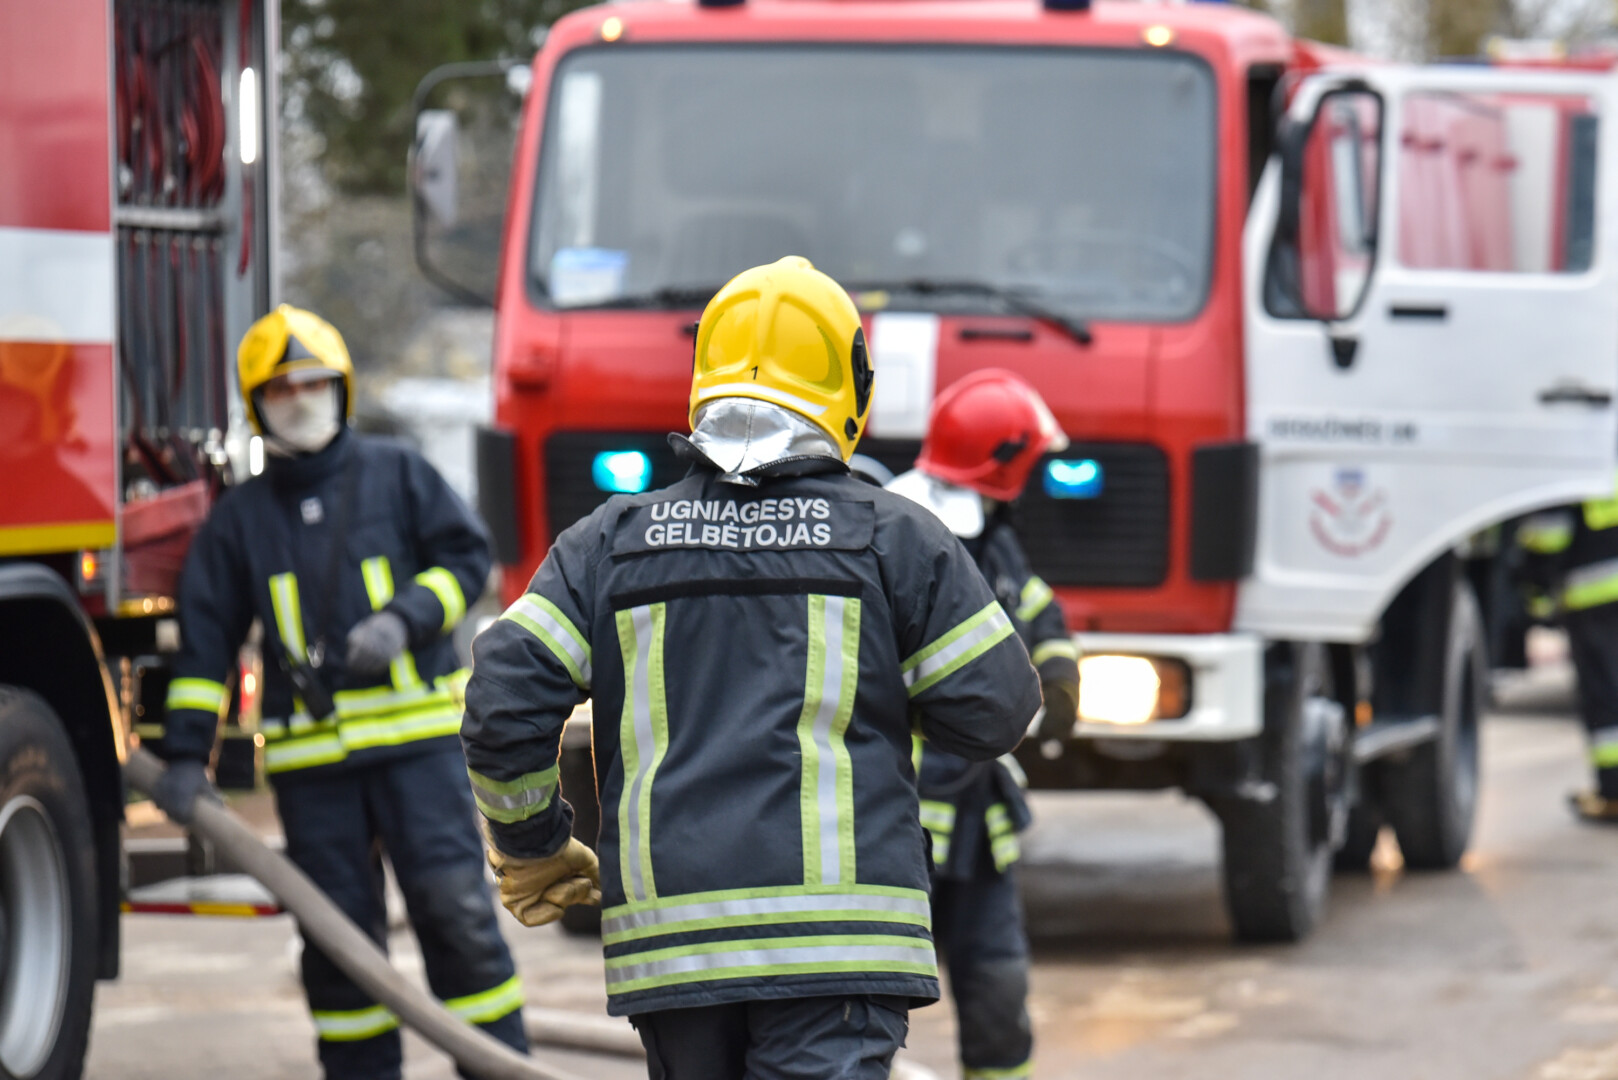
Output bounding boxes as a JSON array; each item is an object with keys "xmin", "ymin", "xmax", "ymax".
[
  {"xmin": 1043, "ymin": 458, "xmax": 1103, "ymax": 500},
  {"xmin": 592, "ymin": 450, "xmax": 653, "ymax": 494}
]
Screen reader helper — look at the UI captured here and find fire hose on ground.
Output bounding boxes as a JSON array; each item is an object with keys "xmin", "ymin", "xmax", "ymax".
[
  {"xmin": 124, "ymin": 748, "xmax": 941, "ymax": 1080},
  {"xmin": 125, "ymin": 747, "xmax": 587, "ymax": 1080}
]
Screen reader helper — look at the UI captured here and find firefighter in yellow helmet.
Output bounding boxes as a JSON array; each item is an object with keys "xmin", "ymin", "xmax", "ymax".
[
  {"xmin": 462, "ymin": 258, "xmax": 1041, "ymax": 1077},
  {"xmin": 153, "ymin": 305, "xmax": 530, "ymax": 1077}
]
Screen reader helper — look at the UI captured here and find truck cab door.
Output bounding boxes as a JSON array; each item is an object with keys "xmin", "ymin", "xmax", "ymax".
[{"xmin": 1240, "ymin": 65, "xmax": 1618, "ymax": 641}]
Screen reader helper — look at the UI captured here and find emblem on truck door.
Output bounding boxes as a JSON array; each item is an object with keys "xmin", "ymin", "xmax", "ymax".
[{"xmin": 1309, "ymin": 467, "xmax": 1392, "ymax": 557}]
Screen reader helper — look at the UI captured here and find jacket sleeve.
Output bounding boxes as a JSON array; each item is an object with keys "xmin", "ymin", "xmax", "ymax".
[
  {"xmin": 1517, "ymin": 508, "xmax": 1577, "ymax": 595},
  {"xmin": 461, "ymin": 517, "xmax": 597, "ymax": 859},
  {"xmin": 163, "ymin": 505, "xmax": 254, "ymax": 763},
  {"xmin": 997, "ymin": 531, "xmax": 1079, "ymax": 691},
  {"xmin": 884, "ymin": 504, "xmax": 1043, "ymax": 761},
  {"xmin": 386, "ymin": 447, "xmax": 492, "ymax": 648}
]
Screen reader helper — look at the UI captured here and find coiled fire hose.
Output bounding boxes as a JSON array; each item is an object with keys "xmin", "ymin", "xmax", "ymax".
[
  {"xmin": 124, "ymin": 749, "xmax": 942, "ymax": 1080},
  {"xmin": 124, "ymin": 748, "xmax": 583, "ymax": 1080}
]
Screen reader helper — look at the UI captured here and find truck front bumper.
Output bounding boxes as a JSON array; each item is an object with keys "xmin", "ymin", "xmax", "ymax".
[{"xmin": 1070, "ymin": 632, "xmax": 1264, "ymax": 742}]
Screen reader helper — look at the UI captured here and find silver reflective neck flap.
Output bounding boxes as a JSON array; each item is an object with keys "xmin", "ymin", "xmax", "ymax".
[{"xmin": 688, "ymin": 398, "xmax": 841, "ymax": 486}]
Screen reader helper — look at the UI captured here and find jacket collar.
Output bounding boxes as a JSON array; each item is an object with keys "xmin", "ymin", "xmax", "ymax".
[{"xmin": 265, "ymin": 424, "xmax": 354, "ymax": 491}]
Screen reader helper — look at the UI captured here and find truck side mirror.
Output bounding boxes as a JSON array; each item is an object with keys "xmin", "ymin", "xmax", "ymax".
[
  {"xmin": 1267, "ymin": 86, "xmax": 1383, "ymax": 324},
  {"xmin": 413, "ymin": 110, "xmax": 460, "ymax": 228},
  {"xmin": 408, "ymin": 59, "xmax": 530, "ymax": 308}
]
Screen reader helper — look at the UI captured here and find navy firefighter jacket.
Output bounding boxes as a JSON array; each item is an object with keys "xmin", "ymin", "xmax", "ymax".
[
  {"xmin": 161, "ymin": 427, "xmax": 491, "ymax": 779},
  {"xmin": 918, "ymin": 519, "xmax": 1081, "ymax": 880},
  {"xmin": 462, "ymin": 460, "xmax": 1043, "ymax": 1016}
]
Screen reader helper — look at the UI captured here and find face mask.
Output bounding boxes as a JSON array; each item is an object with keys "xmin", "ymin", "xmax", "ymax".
[{"xmin": 260, "ymin": 381, "xmax": 341, "ymax": 455}]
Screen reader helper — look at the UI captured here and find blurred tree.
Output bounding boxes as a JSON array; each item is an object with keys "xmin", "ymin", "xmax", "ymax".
[
  {"xmin": 1294, "ymin": 0, "xmax": 1350, "ymax": 45},
  {"xmin": 282, "ymin": 0, "xmax": 590, "ymax": 195}
]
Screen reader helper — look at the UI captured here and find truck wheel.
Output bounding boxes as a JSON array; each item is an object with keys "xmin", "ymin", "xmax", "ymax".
[
  {"xmin": 1213, "ymin": 643, "xmax": 1347, "ymax": 943},
  {"xmin": 1381, "ymin": 583, "xmax": 1484, "ymax": 870},
  {"xmin": 557, "ymin": 744, "xmax": 602, "ymax": 937},
  {"xmin": 0, "ymin": 688, "xmax": 97, "ymax": 1080}
]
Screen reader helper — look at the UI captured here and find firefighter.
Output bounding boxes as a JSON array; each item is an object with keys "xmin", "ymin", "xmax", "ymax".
[
  {"xmin": 886, "ymin": 369, "xmax": 1079, "ymax": 1080},
  {"xmin": 1518, "ymin": 486, "xmax": 1618, "ymax": 822},
  {"xmin": 461, "ymin": 257, "xmax": 1043, "ymax": 1078},
  {"xmin": 151, "ymin": 305, "xmax": 528, "ymax": 1077}
]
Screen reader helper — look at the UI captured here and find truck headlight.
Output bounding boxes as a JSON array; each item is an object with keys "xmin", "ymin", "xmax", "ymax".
[{"xmin": 1077, "ymin": 655, "xmax": 1191, "ymax": 725}]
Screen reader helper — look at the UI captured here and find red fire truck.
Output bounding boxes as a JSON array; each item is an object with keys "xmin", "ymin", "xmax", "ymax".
[
  {"xmin": 412, "ymin": 0, "xmax": 1618, "ymax": 944},
  {"xmin": 0, "ymin": 1, "xmax": 276, "ymax": 1075}
]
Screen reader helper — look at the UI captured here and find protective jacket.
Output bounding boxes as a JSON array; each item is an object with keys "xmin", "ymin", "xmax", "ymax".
[
  {"xmin": 919, "ymin": 519, "xmax": 1079, "ymax": 880},
  {"xmin": 162, "ymin": 428, "xmax": 489, "ymax": 777},
  {"xmin": 462, "ymin": 459, "xmax": 1043, "ymax": 1017},
  {"xmin": 1518, "ymin": 482, "xmax": 1618, "ymax": 612}
]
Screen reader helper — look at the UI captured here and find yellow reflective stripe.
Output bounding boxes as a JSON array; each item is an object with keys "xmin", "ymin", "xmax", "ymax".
[
  {"xmin": 416, "ymin": 567, "xmax": 467, "ymax": 631},
  {"xmin": 311, "ymin": 1005, "xmax": 399, "ymax": 1042},
  {"xmin": 1565, "ymin": 558, "xmax": 1618, "ymax": 610},
  {"xmin": 444, "ymin": 975, "xmax": 524, "ymax": 1024},
  {"xmin": 797, "ymin": 594, "xmax": 861, "ymax": 887},
  {"xmin": 1587, "ymin": 486, "xmax": 1618, "ymax": 531},
  {"xmin": 269, "ymin": 573, "xmax": 307, "ymax": 661},
  {"xmin": 263, "ymin": 702, "xmax": 463, "ymax": 774},
  {"xmin": 1519, "ymin": 512, "xmax": 1575, "ymax": 554},
  {"xmin": 503, "ymin": 594, "xmax": 592, "ymax": 689},
  {"xmin": 1015, "ymin": 577, "xmax": 1054, "ymax": 622},
  {"xmin": 468, "ymin": 765, "xmax": 559, "ymax": 824},
  {"xmin": 166, "ymin": 678, "xmax": 229, "ymax": 715},
  {"xmin": 965, "ymin": 1063, "xmax": 1032, "ymax": 1079},
  {"xmin": 1592, "ymin": 729, "xmax": 1618, "ymax": 768},
  {"xmin": 134, "ymin": 723, "xmax": 166, "ymax": 739},
  {"xmin": 902, "ymin": 602, "xmax": 1016, "ymax": 698},
  {"xmin": 358, "ymin": 556, "xmax": 423, "ymax": 690},
  {"xmin": 1031, "ymin": 638, "xmax": 1079, "ymax": 667},
  {"xmin": 617, "ymin": 603, "xmax": 669, "ymax": 903},
  {"xmin": 360, "ymin": 556, "xmax": 395, "ymax": 610}
]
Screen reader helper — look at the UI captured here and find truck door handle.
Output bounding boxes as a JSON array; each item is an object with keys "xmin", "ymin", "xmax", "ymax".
[
  {"xmin": 1389, "ymin": 303, "xmax": 1448, "ymax": 321},
  {"xmin": 1539, "ymin": 383, "xmax": 1614, "ymax": 407}
]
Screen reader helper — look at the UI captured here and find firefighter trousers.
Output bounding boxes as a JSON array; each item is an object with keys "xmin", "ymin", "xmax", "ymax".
[
  {"xmin": 630, "ymin": 995, "xmax": 910, "ymax": 1080},
  {"xmin": 275, "ymin": 745, "xmax": 528, "ymax": 1079},
  {"xmin": 1568, "ymin": 604, "xmax": 1618, "ymax": 799},
  {"xmin": 932, "ymin": 867, "xmax": 1033, "ymax": 1079}
]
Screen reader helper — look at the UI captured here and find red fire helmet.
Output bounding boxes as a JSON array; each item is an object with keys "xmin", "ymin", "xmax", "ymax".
[{"xmin": 915, "ymin": 369, "xmax": 1069, "ymax": 501}]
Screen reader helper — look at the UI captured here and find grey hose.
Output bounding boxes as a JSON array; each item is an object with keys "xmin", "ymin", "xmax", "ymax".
[{"xmin": 124, "ymin": 748, "xmax": 583, "ymax": 1080}]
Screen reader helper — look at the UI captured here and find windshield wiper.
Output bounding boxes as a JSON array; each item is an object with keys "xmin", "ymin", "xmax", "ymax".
[
  {"xmin": 563, "ymin": 285, "xmax": 721, "ymax": 311},
  {"xmin": 844, "ymin": 279, "xmax": 1093, "ymax": 346}
]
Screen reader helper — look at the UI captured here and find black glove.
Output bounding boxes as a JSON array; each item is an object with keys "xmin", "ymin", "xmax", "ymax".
[
  {"xmin": 151, "ymin": 760, "xmax": 217, "ymax": 826},
  {"xmin": 346, "ymin": 611, "xmax": 408, "ymax": 676},
  {"xmin": 1037, "ymin": 680, "xmax": 1079, "ymax": 743}
]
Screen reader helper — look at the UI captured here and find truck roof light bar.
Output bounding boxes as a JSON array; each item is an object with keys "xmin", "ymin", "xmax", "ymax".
[{"xmin": 1044, "ymin": 0, "xmax": 1092, "ymax": 13}]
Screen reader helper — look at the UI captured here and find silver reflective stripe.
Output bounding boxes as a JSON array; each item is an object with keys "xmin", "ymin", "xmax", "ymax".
[
  {"xmin": 619, "ymin": 604, "xmax": 663, "ymax": 903},
  {"xmin": 903, "ymin": 604, "xmax": 1014, "ymax": 695},
  {"xmin": 1593, "ymin": 727, "xmax": 1618, "ymax": 748},
  {"xmin": 809, "ymin": 596, "xmax": 849, "ymax": 885},
  {"xmin": 269, "ymin": 572, "xmax": 307, "ymax": 660},
  {"xmin": 605, "ymin": 941, "xmax": 933, "ymax": 987},
  {"xmin": 602, "ymin": 889, "xmax": 931, "ymax": 938},
  {"xmin": 505, "ymin": 594, "xmax": 593, "ymax": 688}
]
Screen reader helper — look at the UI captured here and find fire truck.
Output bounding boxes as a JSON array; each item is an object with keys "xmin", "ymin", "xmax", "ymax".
[
  {"xmin": 410, "ymin": 0, "xmax": 1618, "ymax": 943},
  {"xmin": 0, "ymin": 0, "xmax": 276, "ymax": 1075}
]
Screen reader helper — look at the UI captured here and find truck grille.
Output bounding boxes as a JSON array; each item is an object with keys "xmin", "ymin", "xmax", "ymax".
[{"xmin": 543, "ymin": 433, "xmax": 1169, "ymax": 588}]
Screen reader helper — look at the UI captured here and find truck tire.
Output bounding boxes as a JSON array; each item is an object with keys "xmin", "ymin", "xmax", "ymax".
[
  {"xmin": 0, "ymin": 688, "xmax": 98, "ymax": 1080},
  {"xmin": 556, "ymin": 744, "xmax": 602, "ymax": 937},
  {"xmin": 1380, "ymin": 582, "xmax": 1484, "ymax": 870},
  {"xmin": 1212, "ymin": 643, "xmax": 1347, "ymax": 943}
]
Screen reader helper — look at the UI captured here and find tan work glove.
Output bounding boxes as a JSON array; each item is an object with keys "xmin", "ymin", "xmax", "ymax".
[{"xmin": 488, "ymin": 839, "xmax": 601, "ymax": 927}]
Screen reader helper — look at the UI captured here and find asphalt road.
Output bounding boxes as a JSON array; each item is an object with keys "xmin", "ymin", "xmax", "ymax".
[{"xmin": 87, "ymin": 662, "xmax": 1618, "ymax": 1080}]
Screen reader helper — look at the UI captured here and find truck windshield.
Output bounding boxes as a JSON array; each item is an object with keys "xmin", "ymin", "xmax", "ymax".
[{"xmin": 529, "ymin": 45, "xmax": 1217, "ymax": 323}]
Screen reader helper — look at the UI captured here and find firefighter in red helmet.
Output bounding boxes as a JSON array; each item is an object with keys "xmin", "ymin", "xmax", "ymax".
[{"xmin": 886, "ymin": 369, "xmax": 1078, "ymax": 1080}]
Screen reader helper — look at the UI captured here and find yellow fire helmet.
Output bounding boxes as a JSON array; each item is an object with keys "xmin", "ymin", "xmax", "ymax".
[
  {"xmin": 689, "ymin": 256, "xmax": 873, "ymax": 462},
  {"xmin": 236, "ymin": 304, "xmax": 356, "ymax": 434}
]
